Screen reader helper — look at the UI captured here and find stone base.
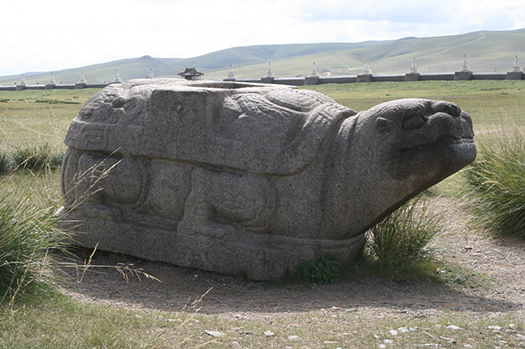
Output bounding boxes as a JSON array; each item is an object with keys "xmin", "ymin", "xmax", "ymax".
[
  {"xmin": 64, "ymin": 215, "xmax": 365, "ymax": 281},
  {"xmin": 454, "ymin": 71, "xmax": 472, "ymax": 80},
  {"xmin": 357, "ymin": 74, "xmax": 372, "ymax": 82},
  {"xmin": 304, "ymin": 76, "xmax": 320, "ymax": 85},
  {"xmin": 507, "ymin": 71, "xmax": 524, "ymax": 80},
  {"xmin": 261, "ymin": 77, "xmax": 275, "ymax": 84},
  {"xmin": 405, "ymin": 73, "xmax": 420, "ymax": 81}
]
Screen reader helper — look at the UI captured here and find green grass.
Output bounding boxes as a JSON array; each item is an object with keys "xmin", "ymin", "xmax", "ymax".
[
  {"xmin": 366, "ymin": 194, "xmax": 443, "ymax": 268},
  {"xmin": 463, "ymin": 126, "xmax": 525, "ymax": 237},
  {"xmin": 295, "ymin": 256, "xmax": 342, "ymax": 284},
  {"xmin": 0, "ymin": 151, "xmax": 8, "ymax": 174},
  {"xmin": 0, "ymin": 89, "xmax": 97, "ymax": 152},
  {"xmin": 0, "ymin": 178, "xmax": 69, "ymax": 306},
  {"xmin": 11, "ymin": 143, "xmax": 63, "ymax": 172}
]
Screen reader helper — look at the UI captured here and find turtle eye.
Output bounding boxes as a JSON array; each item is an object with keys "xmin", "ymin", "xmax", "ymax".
[
  {"xmin": 375, "ymin": 117, "xmax": 396, "ymax": 133},
  {"xmin": 403, "ymin": 115, "xmax": 425, "ymax": 130}
]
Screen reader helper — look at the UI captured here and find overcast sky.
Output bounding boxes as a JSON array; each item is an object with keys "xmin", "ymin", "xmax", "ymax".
[{"xmin": 1, "ymin": 0, "xmax": 524, "ymax": 76}]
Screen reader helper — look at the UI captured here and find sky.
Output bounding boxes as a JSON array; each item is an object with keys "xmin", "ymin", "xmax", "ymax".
[{"xmin": 1, "ymin": 0, "xmax": 524, "ymax": 76}]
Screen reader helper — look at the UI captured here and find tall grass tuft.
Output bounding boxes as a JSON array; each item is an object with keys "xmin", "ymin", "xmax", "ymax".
[
  {"xmin": 463, "ymin": 126, "xmax": 525, "ymax": 237},
  {"xmin": 0, "ymin": 181, "xmax": 70, "ymax": 306},
  {"xmin": 11, "ymin": 143, "xmax": 62, "ymax": 172},
  {"xmin": 0, "ymin": 151, "xmax": 9, "ymax": 174},
  {"xmin": 366, "ymin": 193, "xmax": 444, "ymax": 268}
]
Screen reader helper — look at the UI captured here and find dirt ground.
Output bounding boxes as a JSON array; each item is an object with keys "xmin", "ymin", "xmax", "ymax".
[{"xmin": 60, "ymin": 197, "xmax": 525, "ymax": 317}]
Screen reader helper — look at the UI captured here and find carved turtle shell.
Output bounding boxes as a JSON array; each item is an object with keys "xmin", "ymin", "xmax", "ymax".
[{"xmin": 65, "ymin": 79, "xmax": 357, "ymax": 175}]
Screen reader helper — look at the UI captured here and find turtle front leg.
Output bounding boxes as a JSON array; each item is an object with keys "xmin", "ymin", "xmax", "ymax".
[{"xmin": 64, "ymin": 152, "xmax": 145, "ymax": 221}]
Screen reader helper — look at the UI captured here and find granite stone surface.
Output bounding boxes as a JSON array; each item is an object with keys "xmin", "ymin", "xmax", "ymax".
[{"xmin": 60, "ymin": 79, "xmax": 476, "ymax": 280}]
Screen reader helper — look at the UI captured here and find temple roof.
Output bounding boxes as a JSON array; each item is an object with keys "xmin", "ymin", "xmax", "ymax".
[{"xmin": 178, "ymin": 67, "xmax": 204, "ymax": 76}]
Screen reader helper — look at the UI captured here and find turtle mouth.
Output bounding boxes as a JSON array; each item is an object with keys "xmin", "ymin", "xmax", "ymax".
[
  {"xmin": 387, "ymin": 134, "xmax": 476, "ymax": 181},
  {"xmin": 399, "ymin": 135, "xmax": 475, "ymax": 153}
]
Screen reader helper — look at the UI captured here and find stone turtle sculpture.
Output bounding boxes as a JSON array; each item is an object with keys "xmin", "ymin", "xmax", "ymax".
[{"xmin": 60, "ymin": 79, "xmax": 476, "ymax": 280}]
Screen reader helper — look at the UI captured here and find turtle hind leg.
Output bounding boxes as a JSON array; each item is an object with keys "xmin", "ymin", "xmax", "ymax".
[
  {"xmin": 178, "ymin": 193, "xmax": 238, "ymax": 239},
  {"xmin": 178, "ymin": 167, "xmax": 274, "ymax": 238}
]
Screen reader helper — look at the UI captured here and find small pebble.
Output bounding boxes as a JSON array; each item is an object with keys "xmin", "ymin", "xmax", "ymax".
[
  {"xmin": 440, "ymin": 336, "xmax": 456, "ymax": 343},
  {"xmin": 446, "ymin": 325, "xmax": 462, "ymax": 331},
  {"xmin": 205, "ymin": 330, "xmax": 225, "ymax": 337},
  {"xmin": 383, "ymin": 339, "xmax": 394, "ymax": 344},
  {"xmin": 264, "ymin": 330, "xmax": 275, "ymax": 337},
  {"xmin": 389, "ymin": 330, "xmax": 398, "ymax": 336},
  {"xmin": 288, "ymin": 335, "xmax": 301, "ymax": 341}
]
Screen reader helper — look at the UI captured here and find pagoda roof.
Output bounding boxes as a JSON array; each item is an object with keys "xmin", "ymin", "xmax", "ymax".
[{"xmin": 178, "ymin": 67, "xmax": 204, "ymax": 76}]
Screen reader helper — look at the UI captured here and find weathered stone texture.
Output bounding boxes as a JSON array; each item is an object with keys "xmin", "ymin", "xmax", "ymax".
[{"xmin": 60, "ymin": 79, "xmax": 476, "ymax": 280}]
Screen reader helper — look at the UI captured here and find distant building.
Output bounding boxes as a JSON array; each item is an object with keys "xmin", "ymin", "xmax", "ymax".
[{"xmin": 178, "ymin": 67, "xmax": 203, "ymax": 80}]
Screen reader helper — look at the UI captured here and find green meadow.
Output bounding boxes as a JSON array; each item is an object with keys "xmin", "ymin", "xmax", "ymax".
[
  {"xmin": 0, "ymin": 89, "xmax": 98, "ymax": 152},
  {"xmin": 1, "ymin": 81, "xmax": 524, "ymax": 348}
]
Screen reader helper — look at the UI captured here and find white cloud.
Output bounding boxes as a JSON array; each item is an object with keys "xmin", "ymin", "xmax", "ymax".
[{"xmin": 298, "ymin": 0, "xmax": 525, "ymax": 38}]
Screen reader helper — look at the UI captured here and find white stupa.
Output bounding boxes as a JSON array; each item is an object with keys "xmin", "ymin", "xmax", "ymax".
[
  {"xmin": 265, "ymin": 63, "xmax": 274, "ymax": 78},
  {"xmin": 227, "ymin": 65, "xmax": 235, "ymax": 79},
  {"xmin": 111, "ymin": 70, "xmax": 122, "ymax": 83},
  {"xmin": 409, "ymin": 57, "xmax": 419, "ymax": 73},
  {"xmin": 512, "ymin": 56, "xmax": 522, "ymax": 72},
  {"xmin": 362, "ymin": 63, "xmax": 372, "ymax": 75},
  {"xmin": 309, "ymin": 62, "xmax": 319, "ymax": 77},
  {"xmin": 460, "ymin": 55, "xmax": 472, "ymax": 72},
  {"xmin": 78, "ymin": 72, "xmax": 87, "ymax": 84}
]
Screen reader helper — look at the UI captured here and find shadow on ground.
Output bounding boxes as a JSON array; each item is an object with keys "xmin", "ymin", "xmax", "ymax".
[{"xmin": 59, "ymin": 248, "xmax": 518, "ymax": 315}]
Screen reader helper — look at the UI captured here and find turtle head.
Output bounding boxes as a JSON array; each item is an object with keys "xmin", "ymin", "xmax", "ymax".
[{"xmin": 356, "ymin": 98, "xmax": 476, "ymax": 188}]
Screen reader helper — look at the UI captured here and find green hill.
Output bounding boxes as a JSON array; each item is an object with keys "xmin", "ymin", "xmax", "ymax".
[{"xmin": 1, "ymin": 28, "xmax": 524, "ymax": 85}]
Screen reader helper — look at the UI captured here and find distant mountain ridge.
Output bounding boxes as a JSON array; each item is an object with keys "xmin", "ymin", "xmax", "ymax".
[{"xmin": 1, "ymin": 28, "xmax": 524, "ymax": 85}]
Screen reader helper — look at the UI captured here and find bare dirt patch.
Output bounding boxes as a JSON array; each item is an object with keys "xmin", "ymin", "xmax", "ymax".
[{"xmin": 59, "ymin": 197, "xmax": 525, "ymax": 318}]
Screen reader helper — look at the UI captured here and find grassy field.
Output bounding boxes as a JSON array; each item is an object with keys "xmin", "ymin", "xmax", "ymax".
[
  {"xmin": 1, "ymin": 81, "xmax": 524, "ymax": 348},
  {"xmin": 0, "ymin": 89, "xmax": 98, "ymax": 153}
]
